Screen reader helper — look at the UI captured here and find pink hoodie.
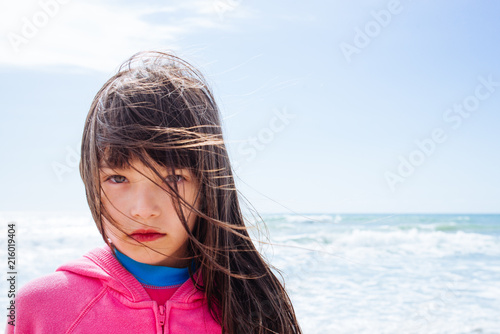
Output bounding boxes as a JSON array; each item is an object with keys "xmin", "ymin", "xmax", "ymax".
[{"xmin": 6, "ymin": 245, "xmax": 222, "ymax": 334}]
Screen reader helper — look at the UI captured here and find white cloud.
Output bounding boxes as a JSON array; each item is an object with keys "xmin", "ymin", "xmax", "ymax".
[{"xmin": 0, "ymin": 0, "xmax": 252, "ymax": 72}]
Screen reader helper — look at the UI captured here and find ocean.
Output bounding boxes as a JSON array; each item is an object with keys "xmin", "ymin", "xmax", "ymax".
[{"xmin": 1, "ymin": 212, "xmax": 499, "ymax": 333}]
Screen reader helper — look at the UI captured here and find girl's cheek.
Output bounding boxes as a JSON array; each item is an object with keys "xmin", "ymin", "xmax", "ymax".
[{"xmin": 102, "ymin": 185, "xmax": 125, "ymax": 202}]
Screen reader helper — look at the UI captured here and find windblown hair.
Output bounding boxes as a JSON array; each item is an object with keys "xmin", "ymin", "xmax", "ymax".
[{"xmin": 79, "ymin": 51, "xmax": 302, "ymax": 334}]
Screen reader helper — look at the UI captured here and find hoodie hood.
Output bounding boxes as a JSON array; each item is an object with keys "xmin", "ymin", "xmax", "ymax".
[
  {"xmin": 56, "ymin": 245, "xmax": 204, "ymax": 305},
  {"xmin": 9, "ymin": 245, "xmax": 222, "ymax": 334}
]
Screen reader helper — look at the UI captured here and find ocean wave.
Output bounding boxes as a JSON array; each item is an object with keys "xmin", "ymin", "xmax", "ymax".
[{"xmin": 273, "ymin": 228, "xmax": 500, "ymax": 258}]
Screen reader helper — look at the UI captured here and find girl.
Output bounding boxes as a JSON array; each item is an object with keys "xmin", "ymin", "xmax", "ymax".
[{"xmin": 8, "ymin": 51, "xmax": 302, "ymax": 334}]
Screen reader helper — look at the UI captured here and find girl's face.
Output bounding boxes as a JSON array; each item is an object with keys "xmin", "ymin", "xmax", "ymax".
[{"xmin": 99, "ymin": 158, "xmax": 200, "ymax": 268}]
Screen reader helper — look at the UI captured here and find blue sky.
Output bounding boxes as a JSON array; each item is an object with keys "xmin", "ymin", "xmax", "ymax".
[{"xmin": 1, "ymin": 0, "xmax": 499, "ymax": 214}]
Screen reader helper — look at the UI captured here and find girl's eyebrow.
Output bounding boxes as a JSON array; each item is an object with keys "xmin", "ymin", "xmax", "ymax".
[
  {"xmin": 98, "ymin": 164, "xmax": 186, "ymax": 174},
  {"xmin": 98, "ymin": 163, "xmax": 127, "ymax": 170},
  {"xmin": 98, "ymin": 165, "xmax": 124, "ymax": 173},
  {"xmin": 98, "ymin": 165, "xmax": 115, "ymax": 170}
]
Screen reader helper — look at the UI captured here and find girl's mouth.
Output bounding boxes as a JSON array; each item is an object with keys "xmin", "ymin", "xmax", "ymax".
[{"xmin": 129, "ymin": 229, "xmax": 166, "ymax": 242}]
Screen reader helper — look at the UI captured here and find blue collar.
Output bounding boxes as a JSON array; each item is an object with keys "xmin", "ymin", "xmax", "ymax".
[{"xmin": 113, "ymin": 248, "xmax": 193, "ymax": 287}]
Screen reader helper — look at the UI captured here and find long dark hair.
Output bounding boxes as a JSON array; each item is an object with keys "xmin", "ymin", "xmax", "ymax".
[{"xmin": 79, "ymin": 51, "xmax": 302, "ymax": 333}]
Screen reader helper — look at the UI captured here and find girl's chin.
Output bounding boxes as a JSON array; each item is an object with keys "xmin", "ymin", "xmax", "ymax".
[{"xmin": 126, "ymin": 248, "xmax": 172, "ymax": 265}]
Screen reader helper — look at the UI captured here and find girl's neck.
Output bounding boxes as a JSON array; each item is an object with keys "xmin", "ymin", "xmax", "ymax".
[{"xmin": 113, "ymin": 247, "xmax": 195, "ymax": 287}]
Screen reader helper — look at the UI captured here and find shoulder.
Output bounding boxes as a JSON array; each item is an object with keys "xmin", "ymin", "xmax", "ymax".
[
  {"xmin": 17, "ymin": 270, "xmax": 104, "ymax": 304},
  {"xmin": 13, "ymin": 271, "xmax": 106, "ymax": 333}
]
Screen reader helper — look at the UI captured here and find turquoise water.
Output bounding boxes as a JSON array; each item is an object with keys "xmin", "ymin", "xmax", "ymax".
[{"xmin": 1, "ymin": 212, "xmax": 499, "ymax": 333}]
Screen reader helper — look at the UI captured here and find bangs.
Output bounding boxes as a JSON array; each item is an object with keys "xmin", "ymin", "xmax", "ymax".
[
  {"xmin": 98, "ymin": 145, "xmax": 194, "ymax": 172},
  {"xmin": 94, "ymin": 84, "xmax": 198, "ymax": 171}
]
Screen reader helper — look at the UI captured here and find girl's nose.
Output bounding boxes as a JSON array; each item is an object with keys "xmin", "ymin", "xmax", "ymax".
[{"xmin": 129, "ymin": 184, "xmax": 161, "ymax": 220}]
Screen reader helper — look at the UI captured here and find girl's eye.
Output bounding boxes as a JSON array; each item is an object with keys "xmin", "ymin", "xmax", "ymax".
[
  {"xmin": 107, "ymin": 175, "xmax": 127, "ymax": 184},
  {"xmin": 165, "ymin": 175, "xmax": 184, "ymax": 184}
]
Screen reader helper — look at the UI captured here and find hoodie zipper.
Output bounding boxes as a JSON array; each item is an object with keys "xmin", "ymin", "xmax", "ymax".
[{"xmin": 158, "ymin": 304, "xmax": 166, "ymax": 333}]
